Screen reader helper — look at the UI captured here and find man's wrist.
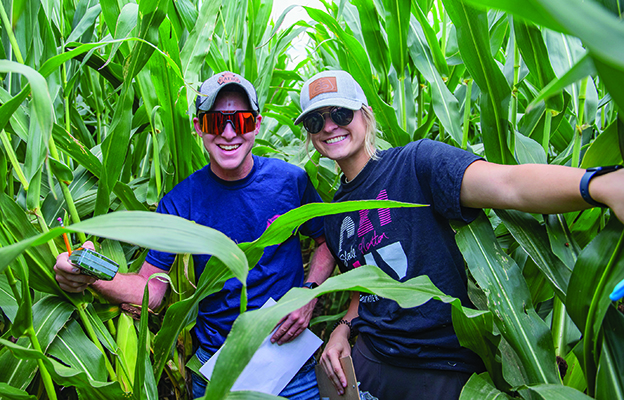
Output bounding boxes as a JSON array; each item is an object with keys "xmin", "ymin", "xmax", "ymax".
[{"xmin": 302, "ymin": 281, "xmax": 318, "ymax": 289}]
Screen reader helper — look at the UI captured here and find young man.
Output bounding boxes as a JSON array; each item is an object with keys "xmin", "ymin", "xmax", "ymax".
[{"xmin": 55, "ymin": 71, "xmax": 335, "ymax": 399}]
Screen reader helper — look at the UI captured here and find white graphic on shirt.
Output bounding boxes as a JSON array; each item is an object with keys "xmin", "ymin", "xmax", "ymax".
[
  {"xmin": 360, "ymin": 294, "xmax": 380, "ymax": 303},
  {"xmin": 363, "ymin": 241, "xmax": 408, "ymax": 280},
  {"xmin": 339, "ymin": 216, "xmax": 355, "ymax": 254}
]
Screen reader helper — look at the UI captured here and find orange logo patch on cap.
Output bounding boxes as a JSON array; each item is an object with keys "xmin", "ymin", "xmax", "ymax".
[
  {"xmin": 217, "ymin": 72, "xmax": 241, "ymax": 85},
  {"xmin": 309, "ymin": 77, "xmax": 337, "ymax": 100}
]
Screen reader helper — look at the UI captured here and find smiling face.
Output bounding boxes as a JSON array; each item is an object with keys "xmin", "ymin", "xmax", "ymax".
[
  {"xmin": 308, "ymin": 107, "xmax": 371, "ymax": 181},
  {"xmin": 193, "ymin": 91, "xmax": 261, "ymax": 181}
]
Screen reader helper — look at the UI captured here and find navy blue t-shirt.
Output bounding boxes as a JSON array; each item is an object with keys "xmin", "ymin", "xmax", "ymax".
[
  {"xmin": 324, "ymin": 139, "xmax": 484, "ymax": 373},
  {"xmin": 146, "ymin": 156, "xmax": 324, "ymax": 354}
]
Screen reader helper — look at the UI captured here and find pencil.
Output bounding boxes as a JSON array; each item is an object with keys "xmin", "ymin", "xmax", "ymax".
[{"xmin": 57, "ymin": 218, "xmax": 72, "ymax": 256}]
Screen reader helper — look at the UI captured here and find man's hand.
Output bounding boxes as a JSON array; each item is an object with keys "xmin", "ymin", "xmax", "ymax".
[
  {"xmin": 54, "ymin": 241, "xmax": 97, "ymax": 292},
  {"xmin": 320, "ymin": 325, "xmax": 352, "ymax": 395},
  {"xmin": 270, "ymin": 299, "xmax": 316, "ymax": 345}
]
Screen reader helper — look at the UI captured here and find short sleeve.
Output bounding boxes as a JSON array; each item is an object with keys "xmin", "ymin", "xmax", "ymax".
[
  {"xmin": 144, "ymin": 195, "xmax": 183, "ymax": 270},
  {"xmin": 413, "ymin": 140, "xmax": 482, "ymax": 222},
  {"xmin": 297, "ymin": 174, "xmax": 325, "ymax": 239}
]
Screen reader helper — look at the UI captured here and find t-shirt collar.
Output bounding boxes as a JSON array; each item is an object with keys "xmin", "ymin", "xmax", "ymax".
[{"xmin": 208, "ymin": 155, "xmax": 260, "ymax": 188}]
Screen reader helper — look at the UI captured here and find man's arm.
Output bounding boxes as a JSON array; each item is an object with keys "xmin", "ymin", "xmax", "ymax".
[
  {"xmin": 54, "ymin": 241, "xmax": 169, "ymax": 310},
  {"xmin": 460, "ymin": 161, "xmax": 624, "ymax": 222},
  {"xmin": 304, "ymin": 236, "xmax": 336, "ymax": 286},
  {"xmin": 271, "ymin": 235, "xmax": 336, "ymax": 345}
]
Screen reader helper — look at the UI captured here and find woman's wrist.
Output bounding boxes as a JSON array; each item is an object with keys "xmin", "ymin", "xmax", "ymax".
[
  {"xmin": 589, "ymin": 169, "xmax": 624, "ymax": 208},
  {"xmin": 331, "ymin": 319, "xmax": 354, "ymax": 340}
]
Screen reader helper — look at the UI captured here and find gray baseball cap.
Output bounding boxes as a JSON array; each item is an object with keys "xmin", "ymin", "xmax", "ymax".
[
  {"xmin": 195, "ymin": 71, "xmax": 259, "ymax": 113},
  {"xmin": 294, "ymin": 70, "xmax": 368, "ymax": 125}
]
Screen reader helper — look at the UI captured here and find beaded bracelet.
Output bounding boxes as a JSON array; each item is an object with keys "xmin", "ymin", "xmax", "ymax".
[{"xmin": 333, "ymin": 319, "xmax": 353, "ymax": 339}]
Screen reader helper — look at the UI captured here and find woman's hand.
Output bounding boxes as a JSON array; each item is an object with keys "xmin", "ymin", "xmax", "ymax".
[{"xmin": 320, "ymin": 324, "xmax": 352, "ymax": 395}]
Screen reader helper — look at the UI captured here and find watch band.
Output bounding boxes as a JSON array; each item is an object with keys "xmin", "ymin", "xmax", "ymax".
[
  {"xmin": 579, "ymin": 165, "xmax": 622, "ymax": 208},
  {"xmin": 302, "ymin": 281, "xmax": 318, "ymax": 289}
]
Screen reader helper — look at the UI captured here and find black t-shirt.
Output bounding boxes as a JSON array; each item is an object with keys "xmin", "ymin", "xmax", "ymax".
[{"xmin": 325, "ymin": 139, "xmax": 484, "ymax": 373}]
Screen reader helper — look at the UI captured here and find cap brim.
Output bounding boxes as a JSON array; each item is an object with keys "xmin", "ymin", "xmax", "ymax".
[{"xmin": 294, "ymin": 98, "xmax": 364, "ymax": 124}]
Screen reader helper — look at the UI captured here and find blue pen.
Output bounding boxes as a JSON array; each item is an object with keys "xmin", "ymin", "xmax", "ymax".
[{"xmin": 610, "ymin": 279, "xmax": 624, "ymax": 301}]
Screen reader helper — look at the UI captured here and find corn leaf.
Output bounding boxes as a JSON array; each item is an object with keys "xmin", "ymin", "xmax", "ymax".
[
  {"xmin": 455, "ymin": 213, "xmax": 560, "ymax": 385},
  {"xmin": 408, "ymin": 16, "xmax": 462, "ymax": 145},
  {"xmin": 124, "ymin": 0, "xmax": 168, "ymax": 81},
  {"xmin": 514, "ymin": 19, "xmax": 563, "ymax": 112},
  {"xmin": 581, "ymin": 118, "xmax": 624, "ymax": 168},
  {"xmin": 596, "ymin": 308, "xmax": 624, "ymax": 400},
  {"xmin": 567, "ymin": 218, "xmax": 624, "ymax": 391},
  {"xmin": 381, "ymin": 0, "xmax": 411, "ymax": 79},
  {"xmin": 0, "ymin": 383, "xmax": 37, "ymax": 400},
  {"xmin": 495, "ymin": 210, "xmax": 570, "ymax": 301},
  {"xmin": 351, "ymin": 0, "xmax": 390, "ymax": 79},
  {"xmin": 0, "ymin": 296, "xmax": 74, "ymax": 390},
  {"xmin": 47, "ymin": 320, "xmax": 107, "ymax": 383},
  {"xmin": 459, "ymin": 372, "xmax": 514, "ymax": 400},
  {"xmin": 443, "ymin": 0, "xmax": 514, "ymax": 165}
]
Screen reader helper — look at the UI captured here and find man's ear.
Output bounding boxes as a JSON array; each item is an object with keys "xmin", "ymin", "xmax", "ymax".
[
  {"xmin": 193, "ymin": 117, "xmax": 203, "ymax": 136},
  {"xmin": 254, "ymin": 115, "xmax": 262, "ymax": 135}
]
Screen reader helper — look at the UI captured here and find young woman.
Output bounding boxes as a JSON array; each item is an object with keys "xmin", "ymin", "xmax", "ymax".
[{"xmin": 294, "ymin": 70, "xmax": 624, "ymax": 400}]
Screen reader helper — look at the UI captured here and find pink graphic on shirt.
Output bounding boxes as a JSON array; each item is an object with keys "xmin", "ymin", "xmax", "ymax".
[
  {"xmin": 359, "ymin": 231, "xmax": 389, "ymax": 253},
  {"xmin": 377, "ymin": 190, "xmax": 392, "ymax": 225},
  {"xmin": 353, "ymin": 261, "xmax": 362, "ymax": 268},
  {"xmin": 357, "ymin": 209, "xmax": 374, "ymax": 237},
  {"xmin": 357, "ymin": 190, "xmax": 392, "ymax": 237},
  {"xmin": 266, "ymin": 214, "xmax": 280, "ymax": 229}
]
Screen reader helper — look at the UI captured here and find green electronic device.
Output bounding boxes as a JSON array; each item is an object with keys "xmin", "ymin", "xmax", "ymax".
[{"xmin": 69, "ymin": 248, "xmax": 119, "ymax": 281}]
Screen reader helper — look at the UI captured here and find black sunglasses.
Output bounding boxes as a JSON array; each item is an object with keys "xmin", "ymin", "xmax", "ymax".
[{"xmin": 302, "ymin": 107, "xmax": 354, "ymax": 134}]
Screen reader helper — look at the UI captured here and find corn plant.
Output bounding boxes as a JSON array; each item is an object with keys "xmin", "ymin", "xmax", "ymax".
[
  {"xmin": 0, "ymin": 0, "xmax": 318, "ymax": 398},
  {"xmin": 1, "ymin": 0, "xmax": 623, "ymax": 399}
]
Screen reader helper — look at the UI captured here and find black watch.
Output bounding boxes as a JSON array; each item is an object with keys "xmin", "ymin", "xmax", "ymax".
[
  {"xmin": 580, "ymin": 165, "xmax": 622, "ymax": 208},
  {"xmin": 302, "ymin": 281, "xmax": 318, "ymax": 289}
]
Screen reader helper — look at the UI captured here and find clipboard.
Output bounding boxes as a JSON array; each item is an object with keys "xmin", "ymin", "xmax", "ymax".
[{"xmin": 315, "ymin": 356, "xmax": 360, "ymax": 400}]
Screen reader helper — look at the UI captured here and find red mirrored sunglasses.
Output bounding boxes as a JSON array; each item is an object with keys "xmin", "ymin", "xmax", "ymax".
[{"xmin": 198, "ymin": 110, "xmax": 258, "ymax": 135}]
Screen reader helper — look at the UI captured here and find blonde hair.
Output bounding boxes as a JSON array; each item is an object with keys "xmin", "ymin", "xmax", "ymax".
[
  {"xmin": 305, "ymin": 106, "xmax": 379, "ymax": 160},
  {"xmin": 360, "ymin": 106, "xmax": 379, "ymax": 160}
]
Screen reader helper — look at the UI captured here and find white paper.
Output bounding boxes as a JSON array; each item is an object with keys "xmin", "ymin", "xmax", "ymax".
[{"xmin": 199, "ymin": 298, "xmax": 323, "ymax": 395}]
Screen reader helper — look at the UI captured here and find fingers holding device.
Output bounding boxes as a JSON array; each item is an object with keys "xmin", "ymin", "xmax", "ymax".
[
  {"xmin": 68, "ymin": 248, "xmax": 118, "ymax": 281},
  {"xmin": 55, "ymin": 218, "xmax": 119, "ymax": 292}
]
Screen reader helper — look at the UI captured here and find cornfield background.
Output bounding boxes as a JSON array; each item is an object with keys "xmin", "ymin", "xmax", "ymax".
[{"xmin": 0, "ymin": 0, "xmax": 623, "ymax": 399}]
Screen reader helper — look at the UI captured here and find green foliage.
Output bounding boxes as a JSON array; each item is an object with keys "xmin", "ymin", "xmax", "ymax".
[{"xmin": 0, "ymin": 0, "xmax": 623, "ymax": 399}]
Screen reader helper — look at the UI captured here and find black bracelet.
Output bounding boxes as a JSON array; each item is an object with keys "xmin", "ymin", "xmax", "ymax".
[
  {"xmin": 580, "ymin": 165, "xmax": 622, "ymax": 208},
  {"xmin": 333, "ymin": 319, "xmax": 352, "ymax": 335}
]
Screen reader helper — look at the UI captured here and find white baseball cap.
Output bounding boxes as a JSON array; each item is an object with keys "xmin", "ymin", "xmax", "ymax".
[{"xmin": 294, "ymin": 70, "xmax": 368, "ymax": 125}]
